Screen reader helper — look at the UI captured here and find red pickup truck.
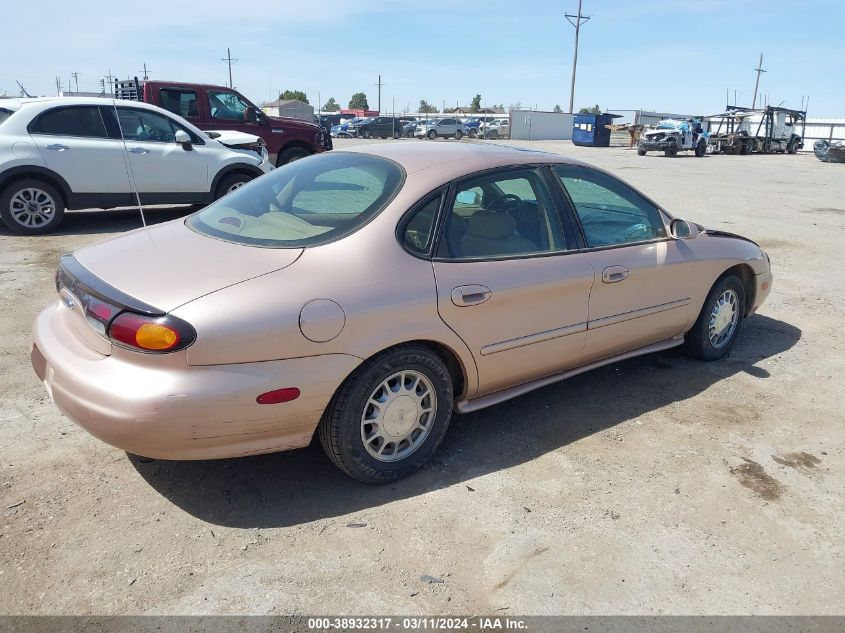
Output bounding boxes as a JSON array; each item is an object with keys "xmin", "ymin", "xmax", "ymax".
[{"xmin": 115, "ymin": 79, "xmax": 332, "ymax": 165}]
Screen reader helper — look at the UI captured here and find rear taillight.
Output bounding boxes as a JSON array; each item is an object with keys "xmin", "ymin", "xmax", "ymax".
[{"xmin": 108, "ymin": 312, "xmax": 196, "ymax": 353}]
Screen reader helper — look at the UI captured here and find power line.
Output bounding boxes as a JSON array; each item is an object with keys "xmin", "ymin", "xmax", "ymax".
[
  {"xmin": 751, "ymin": 53, "xmax": 766, "ymax": 109},
  {"xmin": 221, "ymin": 48, "xmax": 238, "ymax": 88},
  {"xmin": 565, "ymin": 0, "xmax": 590, "ymax": 114}
]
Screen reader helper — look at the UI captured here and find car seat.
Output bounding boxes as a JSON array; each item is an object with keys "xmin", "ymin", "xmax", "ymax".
[
  {"xmin": 187, "ymin": 100, "xmax": 199, "ymax": 117},
  {"xmin": 461, "ymin": 210, "xmax": 537, "ymax": 257}
]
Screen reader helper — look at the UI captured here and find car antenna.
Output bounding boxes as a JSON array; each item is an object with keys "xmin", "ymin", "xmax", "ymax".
[{"xmin": 111, "ymin": 100, "xmax": 147, "ymax": 227}]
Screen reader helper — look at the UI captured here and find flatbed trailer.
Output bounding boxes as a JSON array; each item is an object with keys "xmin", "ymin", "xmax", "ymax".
[{"xmin": 707, "ymin": 105, "xmax": 806, "ymax": 155}]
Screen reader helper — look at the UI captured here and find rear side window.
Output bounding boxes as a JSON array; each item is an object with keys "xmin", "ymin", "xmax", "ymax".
[
  {"xmin": 29, "ymin": 106, "xmax": 108, "ymax": 138},
  {"xmin": 159, "ymin": 88, "xmax": 199, "ymax": 118},
  {"xmin": 402, "ymin": 194, "xmax": 442, "ymax": 255},
  {"xmin": 188, "ymin": 152, "xmax": 405, "ymax": 248}
]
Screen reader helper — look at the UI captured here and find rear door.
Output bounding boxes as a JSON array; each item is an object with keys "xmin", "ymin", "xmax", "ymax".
[
  {"xmin": 432, "ymin": 166, "xmax": 594, "ymax": 396},
  {"xmin": 551, "ymin": 164, "xmax": 698, "ymax": 363},
  {"xmin": 28, "ymin": 105, "xmax": 131, "ymax": 194}
]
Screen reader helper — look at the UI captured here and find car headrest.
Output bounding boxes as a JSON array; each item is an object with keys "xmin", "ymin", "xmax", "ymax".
[{"xmin": 467, "ymin": 210, "xmax": 517, "ymax": 240}]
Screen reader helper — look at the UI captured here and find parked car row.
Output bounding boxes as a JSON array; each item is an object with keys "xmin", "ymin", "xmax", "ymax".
[
  {"xmin": 0, "ymin": 97, "xmax": 274, "ymax": 234},
  {"xmin": 332, "ymin": 116, "xmax": 511, "ymax": 140}
]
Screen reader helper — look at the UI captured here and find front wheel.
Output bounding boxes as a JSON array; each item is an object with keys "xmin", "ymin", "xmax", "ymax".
[
  {"xmin": 277, "ymin": 146, "xmax": 311, "ymax": 166},
  {"xmin": 684, "ymin": 274, "xmax": 746, "ymax": 360},
  {"xmin": 695, "ymin": 139, "xmax": 707, "ymax": 157},
  {"xmin": 318, "ymin": 345, "xmax": 454, "ymax": 483},
  {"xmin": 362, "ymin": 129, "xmax": 372, "ymax": 139},
  {"xmin": 664, "ymin": 143, "xmax": 679, "ymax": 157},
  {"xmin": 455, "ymin": 129, "xmax": 463, "ymax": 140},
  {"xmin": 427, "ymin": 130, "xmax": 437, "ymax": 140},
  {"xmin": 637, "ymin": 144, "xmax": 647, "ymax": 156},
  {"xmin": 215, "ymin": 172, "xmax": 253, "ymax": 199},
  {"xmin": 0, "ymin": 178, "xmax": 65, "ymax": 235},
  {"xmin": 788, "ymin": 138, "xmax": 800, "ymax": 154}
]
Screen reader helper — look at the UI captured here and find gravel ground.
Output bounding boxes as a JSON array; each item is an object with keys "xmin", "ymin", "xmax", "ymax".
[{"xmin": 1, "ymin": 139, "xmax": 843, "ymax": 615}]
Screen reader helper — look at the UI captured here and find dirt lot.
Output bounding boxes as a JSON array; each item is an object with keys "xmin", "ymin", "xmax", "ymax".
[{"xmin": 1, "ymin": 139, "xmax": 843, "ymax": 615}]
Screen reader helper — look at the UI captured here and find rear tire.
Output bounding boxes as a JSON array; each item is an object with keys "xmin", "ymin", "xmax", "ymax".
[
  {"xmin": 637, "ymin": 144, "xmax": 647, "ymax": 156},
  {"xmin": 0, "ymin": 178, "xmax": 65, "ymax": 235},
  {"xmin": 318, "ymin": 345, "xmax": 454, "ymax": 483},
  {"xmin": 684, "ymin": 274, "xmax": 746, "ymax": 361},
  {"xmin": 455, "ymin": 129, "xmax": 463, "ymax": 140},
  {"xmin": 427, "ymin": 130, "xmax": 437, "ymax": 140}
]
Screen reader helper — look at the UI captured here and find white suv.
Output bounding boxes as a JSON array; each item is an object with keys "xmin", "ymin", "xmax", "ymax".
[{"xmin": 0, "ymin": 97, "xmax": 273, "ymax": 234}]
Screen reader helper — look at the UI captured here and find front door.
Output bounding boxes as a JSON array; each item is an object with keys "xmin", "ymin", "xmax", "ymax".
[
  {"xmin": 432, "ymin": 167, "xmax": 594, "ymax": 397},
  {"xmin": 551, "ymin": 164, "xmax": 698, "ymax": 363},
  {"xmin": 113, "ymin": 106, "xmax": 208, "ymax": 196}
]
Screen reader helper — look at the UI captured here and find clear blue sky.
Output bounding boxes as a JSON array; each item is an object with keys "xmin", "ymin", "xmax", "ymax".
[{"xmin": 4, "ymin": 0, "xmax": 844, "ymax": 116}]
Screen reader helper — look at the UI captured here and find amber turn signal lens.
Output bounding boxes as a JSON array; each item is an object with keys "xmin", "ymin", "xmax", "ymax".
[{"xmin": 135, "ymin": 323, "xmax": 180, "ymax": 350}]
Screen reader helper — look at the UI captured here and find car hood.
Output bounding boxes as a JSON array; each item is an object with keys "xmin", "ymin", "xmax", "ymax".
[
  {"xmin": 73, "ymin": 218, "xmax": 302, "ymax": 312},
  {"xmin": 266, "ymin": 114, "xmax": 321, "ymax": 133},
  {"xmin": 207, "ymin": 129, "xmax": 262, "ymax": 147}
]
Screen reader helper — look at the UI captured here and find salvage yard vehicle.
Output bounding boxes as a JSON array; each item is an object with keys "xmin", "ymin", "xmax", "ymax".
[
  {"xmin": 415, "ymin": 118, "xmax": 467, "ymax": 139},
  {"xmin": 479, "ymin": 118, "xmax": 510, "ymax": 139},
  {"xmin": 638, "ymin": 118, "xmax": 708, "ymax": 157},
  {"xmin": 0, "ymin": 97, "xmax": 273, "ymax": 234},
  {"xmin": 707, "ymin": 106, "xmax": 805, "ymax": 155},
  {"xmin": 114, "ymin": 78, "xmax": 331, "ymax": 165},
  {"xmin": 31, "ymin": 143, "xmax": 772, "ymax": 482}
]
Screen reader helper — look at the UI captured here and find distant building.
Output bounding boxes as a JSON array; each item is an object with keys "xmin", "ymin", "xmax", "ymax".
[{"xmin": 261, "ymin": 99, "xmax": 315, "ymax": 122}]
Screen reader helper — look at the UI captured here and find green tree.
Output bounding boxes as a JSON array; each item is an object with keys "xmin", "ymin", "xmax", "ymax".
[
  {"xmin": 470, "ymin": 94, "xmax": 482, "ymax": 113},
  {"xmin": 322, "ymin": 97, "xmax": 340, "ymax": 112},
  {"xmin": 553, "ymin": 104, "xmax": 563, "ymax": 113},
  {"xmin": 419, "ymin": 99, "xmax": 439, "ymax": 113},
  {"xmin": 279, "ymin": 89, "xmax": 308, "ymax": 104},
  {"xmin": 348, "ymin": 92, "xmax": 369, "ymax": 110},
  {"xmin": 578, "ymin": 104, "xmax": 602, "ymax": 114}
]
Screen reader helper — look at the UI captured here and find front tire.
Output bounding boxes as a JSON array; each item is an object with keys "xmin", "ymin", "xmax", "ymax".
[
  {"xmin": 318, "ymin": 345, "xmax": 454, "ymax": 483},
  {"xmin": 684, "ymin": 274, "xmax": 746, "ymax": 360},
  {"xmin": 427, "ymin": 130, "xmax": 437, "ymax": 140},
  {"xmin": 637, "ymin": 144, "xmax": 647, "ymax": 156},
  {"xmin": 0, "ymin": 178, "xmax": 65, "ymax": 235},
  {"xmin": 664, "ymin": 143, "xmax": 679, "ymax": 157},
  {"xmin": 455, "ymin": 129, "xmax": 463, "ymax": 140},
  {"xmin": 277, "ymin": 146, "xmax": 311, "ymax": 166},
  {"xmin": 695, "ymin": 139, "xmax": 707, "ymax": 157},
  {"xmin": 215, "ymin": 172, "xmax": 253, "ymax": 199}
]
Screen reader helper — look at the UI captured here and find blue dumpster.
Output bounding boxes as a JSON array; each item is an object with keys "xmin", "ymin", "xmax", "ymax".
[{"xmin": 572, "ymin": 113, "xmax": 622, "ymax": 147}]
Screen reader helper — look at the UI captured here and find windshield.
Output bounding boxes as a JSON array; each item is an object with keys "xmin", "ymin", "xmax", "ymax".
[{"xmin": 188, "ymin": 152, "xmax": 405, "ymax": 248}]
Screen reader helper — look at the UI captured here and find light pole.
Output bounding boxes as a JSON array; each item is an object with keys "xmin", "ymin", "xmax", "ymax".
[{"xmin": 565, "ymin": 0, "xmax": 590, "ymax": 114}]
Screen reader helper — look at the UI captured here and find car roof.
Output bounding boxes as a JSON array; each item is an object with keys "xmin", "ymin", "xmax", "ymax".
[
  {"xmin": 5, "ymin": 96, "xmax": 177, "ymax": 113},
  {"xmin": 337, "ymin": 141, "xmax": 582, "ymax": 175}
]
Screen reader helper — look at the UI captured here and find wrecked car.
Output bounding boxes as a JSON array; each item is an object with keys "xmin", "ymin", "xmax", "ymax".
[{"xmin": 638, "ymin": 119, "xmax": 708, "ymax": 157}]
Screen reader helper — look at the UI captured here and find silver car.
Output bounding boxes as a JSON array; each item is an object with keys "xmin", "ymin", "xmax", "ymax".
[
  {"xmin": 480, "ymin": 118, "xmax": 510, "ymax": 139},
  {"xmin": 415, "ymin": 118, "xmax": 467, "ymax": 140}
]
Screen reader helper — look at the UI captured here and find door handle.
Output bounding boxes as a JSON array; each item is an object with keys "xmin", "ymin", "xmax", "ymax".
[
  {"xmin": 451, "ymin": 285, "xmax": 492, "ymax": 307},
  {"xmin": 127, "ymin": 147, "xmax": 149, "ymax": 154},
  {"xmin": 601, "ymin": 266, "xmax": 630, "ymax": 284},
  {"xmin": 45, "ymin": 144, "xmax": 69, "ymax": 151}
]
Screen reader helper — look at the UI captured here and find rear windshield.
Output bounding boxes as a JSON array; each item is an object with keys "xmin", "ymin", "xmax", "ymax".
[{"xmin": 187, "ymin": 152, "xmax": 404, "ymax": 248}]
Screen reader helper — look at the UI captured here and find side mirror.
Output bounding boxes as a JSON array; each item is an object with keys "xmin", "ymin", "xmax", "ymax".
[
  {"xmin": 174, "ymin": 129, "xmax": 192, "ymax": 148},
  {"xmin": 456, "ymin": 190, "xmax": 481, "ymax": 206},
  {"xmin": 670, "ymin": 218, "xmax": 700, "ymax": 240},
  {"xmin": 244, "ymin": 106, "xmax": 258, "ymax": 124}
]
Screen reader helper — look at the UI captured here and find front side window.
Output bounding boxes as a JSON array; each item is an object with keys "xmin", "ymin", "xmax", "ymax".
[
  {"xmin": 208, "ymin": 90, "xmax": 250, "ymax": 120},
  {"xmin": 29, "ymin": 106, "xmax": 108, "ymax": 138},
  {"xmin": 159, "ymin": 88, "xmax": 199, "ymax": 118},
  {"xmin": 553, "ymin": 164, "xmax": 666, "ymax": 248},
  {"xmin": 188, "ymin": 152, "xmax": 404, "ymax": 248},
  {"xmin": 440, "ymin": 168, "xmax": 565, "ymax": 259},
  {"xmin": 114, "ymin": 107, "xmax": 199, "ymax": 143}
]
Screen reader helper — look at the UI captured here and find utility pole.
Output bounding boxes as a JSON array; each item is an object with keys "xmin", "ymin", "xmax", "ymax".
[
  {"xmin": 105, "ymin": 69, "xmax": 115, "ymax": 96},
  {"xmin": 374, "ymin": 74, "xmax": 385, "ymax": 113},
  {"xmin": 751, "ymin": 53, "xmax": 766, "ymax": 109},
  {"xmin": 56, "ymin": 76, "xmax": 62, "ymax": 96},
  {"xmin": 138, "ymin": 63, "xmax": 151, "ymax": 81},
  {"xmin": 221, "ymin": 48, "xmax": 238, "ymax": 88},
  {"xmin": 565, "ymin": 0, "xmax": 590, "ymax": 114},
  {"xmin": 71, "ymin": 72, "xmax": 80, "ymax": 93}
]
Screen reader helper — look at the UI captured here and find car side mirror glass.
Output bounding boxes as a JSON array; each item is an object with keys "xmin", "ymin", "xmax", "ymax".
[
  {"xmin": 174, "ymin": 130, "xmax": 191, "ymax": 146},
  {"xmin": 456, "ymin": 191, "xmax": 480, "ymax": 206},
  {"xmin": 670, "ymin": 218, "xmax": 700, "ymax": 240},
  {"xmin": 244, "ymin": 107, "xmax": 258, "ymax": 124}
]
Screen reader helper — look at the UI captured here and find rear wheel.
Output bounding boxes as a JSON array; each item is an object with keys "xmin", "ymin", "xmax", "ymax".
[
  {"xmin": 362, "ymin": 129, "xmax": 372, "ymax": 139},
  {"xmin": 427, "ymin": 130, "xmax": 437, "ymax": 140},
  {"xmin": 0, "ymin": 178, "xmax": 65, "ymax": 235},
  {"xmin": 455, "ymin": 129, "xmax": 463, "ymax": 140},
  {"xmin": 664, "ymin": 142, "xmax": 679, "ymax": 157},
  {"xmin": 318, "ymin": 345, "xmax": 454, "ymax": 483},
  {"xmin": 684, "ymin": 274, "xmax": 746, "ymax": 360},
  {"xmin": 215, "ymin": 172, "xmax": 253, "ymax": 199}
]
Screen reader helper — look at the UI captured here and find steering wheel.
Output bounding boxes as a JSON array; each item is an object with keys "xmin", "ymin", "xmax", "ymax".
[
  {"xmin": 489, "ymin": 193, "xmax": 522, "ymax": 215},
  {"xmin": 623, "ymin": 223, "xmax": 652, "ymax": 241}
]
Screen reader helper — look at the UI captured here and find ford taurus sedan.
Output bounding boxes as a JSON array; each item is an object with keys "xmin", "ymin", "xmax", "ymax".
[{"xmin": 31, "ymin": 143, "xmax": 772, "ymax": 482}]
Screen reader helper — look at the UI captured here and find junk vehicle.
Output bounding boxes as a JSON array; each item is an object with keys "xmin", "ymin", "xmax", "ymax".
[
  {"xmin": 114, "ymin": 78, "xmax": 331, "ymax": 165},
  {"xmin": 707, "ymin": 106, "xmax": 805, "ymax": 155},
  {"xmin": 637, "ymin": 118, "xmax": 708, "ymax": 157},
  {"xmin": 814, "ymin": 139, "xmax": 845, "ymax": 163}
]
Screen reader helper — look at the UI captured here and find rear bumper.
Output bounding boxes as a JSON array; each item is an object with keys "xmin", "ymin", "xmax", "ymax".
[{"xmin": 31, "ymin": 302, "xmax": 361, "ymax": 460}]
